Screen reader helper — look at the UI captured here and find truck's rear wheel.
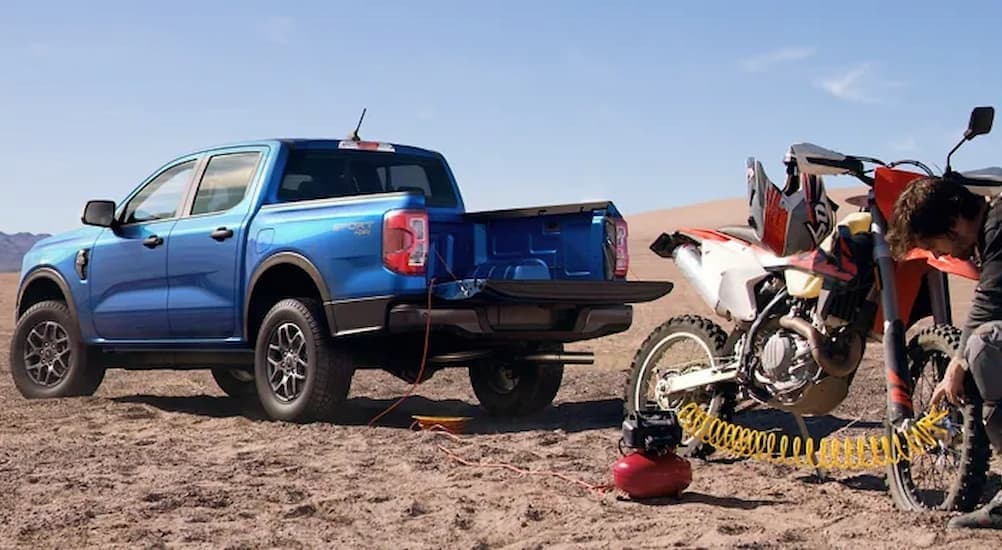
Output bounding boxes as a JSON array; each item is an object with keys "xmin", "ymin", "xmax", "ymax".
[
  {"xmin": 211, "ymin": 367, "xmax": 256, "ymax": 399},
  {"xmin": 469, "ymin": 344, "xmax": 564, "ymax": 417},
  {"xmin": 254, "ymin": 298, "xmax": 354, "ymax": 423},
  {"xmin": 9, "ymin": 300, "xmax": 105, "ymax": 399}
]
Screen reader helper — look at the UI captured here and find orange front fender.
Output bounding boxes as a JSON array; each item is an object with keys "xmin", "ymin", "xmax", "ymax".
[{"xmin": 904, "ymin": 249, "xmax": 979, "ymax": 280}]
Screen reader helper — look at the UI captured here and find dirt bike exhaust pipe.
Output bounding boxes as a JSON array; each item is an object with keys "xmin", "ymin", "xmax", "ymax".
[{"xmin": 778, "ymin": 317, "xmax": 864, "ymax": 377}]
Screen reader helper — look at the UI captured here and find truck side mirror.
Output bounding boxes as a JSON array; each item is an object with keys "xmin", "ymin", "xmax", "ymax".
[{"xmin": 82, "ymin": 200, "xmax": 117, "ymax": 227}]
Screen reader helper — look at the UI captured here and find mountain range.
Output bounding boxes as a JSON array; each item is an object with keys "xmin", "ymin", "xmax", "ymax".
[{"xmin": 0, "ymin": 232, "xmax": 50, "ymax": 273}]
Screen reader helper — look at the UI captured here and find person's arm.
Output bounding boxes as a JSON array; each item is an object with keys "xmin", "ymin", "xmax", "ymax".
[
  {"xmin": 933, "ymin": 204, "xmax": 1002, "ymax": 406},
  {"xmin": 956, "ymin": 207, "xmax": 1002, "ymax": 367}
]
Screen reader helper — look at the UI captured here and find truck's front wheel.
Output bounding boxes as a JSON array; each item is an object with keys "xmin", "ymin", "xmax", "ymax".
[
  {"xmin": 469, "ymin": 345, "xmax": 564, "ymax": 417},
  {"xmin": 9, "ymin": 300, "xmax": 105, "ymax": 399},
  {"xmin": 254, "ymin": 298, "xmax": 354, "ymax": 423}
]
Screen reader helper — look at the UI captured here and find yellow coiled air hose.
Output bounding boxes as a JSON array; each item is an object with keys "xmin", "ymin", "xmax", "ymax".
[{"xmin": 676, "ymin": 402, "xmax": 952, "ymax": 470}]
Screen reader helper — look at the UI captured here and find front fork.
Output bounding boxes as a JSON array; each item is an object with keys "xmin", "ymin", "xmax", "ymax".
[{"xmin": 870, "ymin": 205, "xmax": 916, "ymax": 425}]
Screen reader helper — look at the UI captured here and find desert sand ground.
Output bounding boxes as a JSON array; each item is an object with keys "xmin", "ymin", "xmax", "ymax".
[{"xmin": 3, "ymin": 188, "xmax": 1002, "ymax": 549}]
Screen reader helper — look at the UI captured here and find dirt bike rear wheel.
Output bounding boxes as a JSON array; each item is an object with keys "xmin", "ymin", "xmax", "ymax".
[
  {"xmin": 624, "ymin": 315, "xmax": 737, "ymax": 458},
  {"xmin": 886, "ymin": 324, "xmax": 991, "ymax": 512}
]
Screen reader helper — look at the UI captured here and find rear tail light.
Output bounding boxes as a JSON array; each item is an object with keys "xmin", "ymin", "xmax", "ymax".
[
  {"xmin": 383, "ymin": 209, "xmax": 429, "ymax": 275},
  {"xmin": 615, "ymin": 218, "xmax": 629, "ymax": 277}
]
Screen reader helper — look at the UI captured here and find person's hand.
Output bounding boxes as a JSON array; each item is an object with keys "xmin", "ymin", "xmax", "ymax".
[{"xmin": 931, "ymin": 358, "xmax": 967, "ymax": 407}]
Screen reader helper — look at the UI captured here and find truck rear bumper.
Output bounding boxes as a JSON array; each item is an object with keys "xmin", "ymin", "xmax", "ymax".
[
  {"xmin": 385, "ymin": 303, "xmax": 634, "ymax": 343},
  {"xmin": 327, "ymin": 279, "xmax": 670, "ymax": 341}
]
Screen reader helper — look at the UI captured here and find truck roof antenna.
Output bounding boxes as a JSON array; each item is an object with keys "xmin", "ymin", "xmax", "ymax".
[{"xmin": 349, "ymin": 108, "xmax": 367, "ymax": 141}]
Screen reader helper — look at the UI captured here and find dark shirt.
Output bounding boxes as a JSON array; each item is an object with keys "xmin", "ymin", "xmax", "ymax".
[{"xmin": 959, "ymin": 196, "xmax": 1002, "ymax": 363}]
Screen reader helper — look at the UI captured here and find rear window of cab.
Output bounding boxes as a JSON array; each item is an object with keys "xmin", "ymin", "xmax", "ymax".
[{"xmin": 276, "ymin": 148, "xmax": 459, "ymax": 208}]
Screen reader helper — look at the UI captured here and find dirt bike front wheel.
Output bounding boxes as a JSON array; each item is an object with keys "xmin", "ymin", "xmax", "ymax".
[
  {"xmin": 624, "ymin": 315, "xmax": 737, "ymax": 459},
  {"xmin": 886, "ymin": 324, "xmax": 991, "ymax": 512}
]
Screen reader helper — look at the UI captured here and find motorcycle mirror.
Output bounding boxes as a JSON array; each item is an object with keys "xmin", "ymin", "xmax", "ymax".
[
  {"xmin": 947, "ymin": 106, "xmax": 995, "ymax": 173},
  {"xmin": 965, "ymin": 106, "xmax": 994, "ymax": 140}
]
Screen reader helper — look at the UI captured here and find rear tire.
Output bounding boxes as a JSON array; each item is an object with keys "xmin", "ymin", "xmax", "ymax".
[
  {"xmin": 211, "ymin": 367, "xmax": 256, "ymax": 399},
  {"xmin": 886, "ymin": 324, "xmax": 990, "ymax": 512},
  {"xmin": 469, "ymin": 344, "xmax": 564, "ymax": 417},
  {"xmin": 253, "ymin": 298, "xmax": 354, "ymax": 423},
  {"xmin": 624, "ymin": 315, "xmax": 737, "ymax": 459},
  {"xmin": 9, "ymin": 300, "xmax": 105, "ymax": 398}
]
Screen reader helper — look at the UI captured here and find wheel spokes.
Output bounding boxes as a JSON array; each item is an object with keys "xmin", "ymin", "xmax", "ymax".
[
  {"xmin": 266, "ymin": 323, "xmax": 308, "ymax": 402},
  {"xmin": 22, "ymin": 321, "xmax": 72, "ymax": 387},
  {"xmin": 903, "ymin": 348, "xmax": 966, "ymax": 507}
]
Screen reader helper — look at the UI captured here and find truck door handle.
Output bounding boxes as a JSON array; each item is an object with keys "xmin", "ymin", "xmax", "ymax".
[
  {"xmin": 210, "ymin": 227, "xmax": 234, "ymax": 241},
  {"xmin": 143, "ymin": 235, "xmax": 164, "ymax": 249}
]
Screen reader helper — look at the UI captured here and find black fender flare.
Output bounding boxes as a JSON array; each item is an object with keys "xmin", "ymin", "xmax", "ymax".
[
  {"xmin": 16, "ymin": 267, "xmax": 79, "ymax": 323},
  {"xmin": 243, "ymin": 252, "xmax": 335, "ymax": 339}
]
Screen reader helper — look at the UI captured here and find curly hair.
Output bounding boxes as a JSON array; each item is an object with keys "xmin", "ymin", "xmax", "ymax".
[{"xmin": 886, "ymin": 176, "xmax": 985, "ymax": 259}]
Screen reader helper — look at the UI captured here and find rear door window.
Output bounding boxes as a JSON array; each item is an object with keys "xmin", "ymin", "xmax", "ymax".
[{"xmin": 190, "ymin": 152, "xmax": 261, "ymax": 215}]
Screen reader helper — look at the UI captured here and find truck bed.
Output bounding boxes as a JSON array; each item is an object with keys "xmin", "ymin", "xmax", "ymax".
[{"xmin": 423, "ymin": 201, "xmax": 628, "ymax": 285}]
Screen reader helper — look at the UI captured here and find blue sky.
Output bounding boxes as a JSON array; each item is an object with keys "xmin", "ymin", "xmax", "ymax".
[{"xmin": 2, "ymin": 0, "xmax": 1001, "ymax": 234}]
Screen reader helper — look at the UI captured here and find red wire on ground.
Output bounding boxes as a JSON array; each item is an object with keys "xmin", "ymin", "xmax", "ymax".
[
  {"xmin": 367, "ymin": 278, "xmax": 436, "ymax": 428},
  {"xmin": 435, "ymin": 443, "xmax": 614, "ymax": 498},
  {"xmin": 413, "ymin": 425, "xmax": 614, "ymax": 498}
]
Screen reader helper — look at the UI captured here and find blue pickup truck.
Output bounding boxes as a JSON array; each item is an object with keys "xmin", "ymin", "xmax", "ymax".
[{"xmin": 10, "ymin": 137, "xmax": 671, "ymax": 423}]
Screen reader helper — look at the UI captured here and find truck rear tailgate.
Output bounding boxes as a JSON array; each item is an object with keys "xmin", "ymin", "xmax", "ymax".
[{"xmin": 432, "ymin": 279, "xmax": 672, "ymax": 304}]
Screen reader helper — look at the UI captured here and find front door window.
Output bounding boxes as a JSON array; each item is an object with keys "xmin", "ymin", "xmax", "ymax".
[{"xmin": 122, "ymin": 160, "xmax": 197, "ymax": 224}]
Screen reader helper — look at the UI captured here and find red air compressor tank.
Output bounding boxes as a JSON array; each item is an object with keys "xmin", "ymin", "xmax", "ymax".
[{"xmin": 612, "ymin": 450, "xmax": 692, "ymax": 499}]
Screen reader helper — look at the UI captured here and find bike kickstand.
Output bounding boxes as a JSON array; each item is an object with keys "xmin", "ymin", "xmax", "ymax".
[{"xmin": 793, "ymin": 412, "xmax": 826, "ymax": 481}]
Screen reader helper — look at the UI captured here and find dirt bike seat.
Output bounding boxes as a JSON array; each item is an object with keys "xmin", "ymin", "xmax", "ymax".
[{"xmin": 717, "ymin": 225, "xmax": 762, "ymax": 246}]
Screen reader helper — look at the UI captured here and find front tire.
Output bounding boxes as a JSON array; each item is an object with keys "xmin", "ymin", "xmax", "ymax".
[
  {"xmin": 886, "ymin": 324, "xmax": 991, "ymax": 512},
  {"xmin": 9, "ymin": 300, "xmax": 105, "ymax": 398},
  {"xmin": 253, "ymin": 298, "xmax": 354, "ymax": 423},
  {"xmin": 469, "ymin": 344, "xmax": 564, "ymax": 417},
  {"xmin": 624, "ymin": 315, "xmax": 737, "ymax": 458}
]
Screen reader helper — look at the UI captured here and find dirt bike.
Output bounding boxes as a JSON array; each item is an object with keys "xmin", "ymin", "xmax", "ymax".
[{"xmin": 625, "ymin": 106, "xmax": 1001, "ymax": 512}]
